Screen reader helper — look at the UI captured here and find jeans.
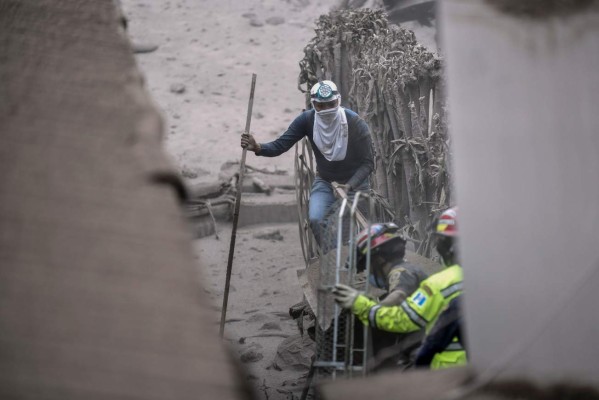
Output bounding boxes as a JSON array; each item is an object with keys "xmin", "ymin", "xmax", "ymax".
[{"xmin": 308, "ymin": 177, "xmax": 369, "ymax": 246}]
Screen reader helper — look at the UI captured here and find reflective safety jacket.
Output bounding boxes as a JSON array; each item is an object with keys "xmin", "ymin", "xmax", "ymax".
[{"xmin": 352, "ymin": 264, "xmax": 466, "ymax": 369}]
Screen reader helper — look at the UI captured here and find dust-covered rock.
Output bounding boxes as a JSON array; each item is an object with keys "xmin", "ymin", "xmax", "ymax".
[
  {"xmin": 132, "ymin": 42, "xmax": 159, "ymax": 54},
  {"xmin": 240, "ymin": 348, "xmax": 264, "ymax": 363},
  {"xmin": 169, "ymin": 83, "xmax": 186, "ymax": 94},
  {"xmin": 270, "ymin": 334, "xmax": 315, "ymax": 372},
  {"xmin": 247, "ymin": 313, "xmax": 270, "ymax": 323},
  {"xmin": 260, "ymin": 321, "xmax": 282, "ymax": 331},
  {"xmin": 253, "ymin": 229, "xmax": 284, "ymax": 241},
  {"xmin": 181, "ymin": 168, "xmax": 198, "ymax": 179},
  {"xmin": 266, "ymin": 16, "xmax": 285, "ymax": 25}
]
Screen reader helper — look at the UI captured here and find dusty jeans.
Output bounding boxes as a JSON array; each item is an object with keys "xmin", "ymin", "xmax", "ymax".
[{"xmin": 308, "ymin": 177, "xmax": 369, "ymax": 246}]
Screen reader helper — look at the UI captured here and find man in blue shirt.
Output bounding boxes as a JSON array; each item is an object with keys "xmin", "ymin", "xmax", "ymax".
[{"xmin": 241, "ymin": 80, "xmax": 374, "ymax": 244}]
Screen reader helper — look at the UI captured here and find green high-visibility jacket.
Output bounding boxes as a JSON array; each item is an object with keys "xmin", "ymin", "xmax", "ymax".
[{"xmin": 352, "ymin": 264, "xmax": 466, "ymax": 369}]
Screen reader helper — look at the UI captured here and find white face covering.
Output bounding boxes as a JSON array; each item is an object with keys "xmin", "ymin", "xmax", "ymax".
[
  {"xmin": 316, "ymin": 107, "xmax": 338, "ymax": 123},
  {"xmin": 312, "ymin": 101, "xmax": 348, "ymax": 162}
]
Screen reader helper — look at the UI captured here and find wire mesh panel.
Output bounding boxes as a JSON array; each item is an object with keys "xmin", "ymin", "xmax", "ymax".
[
  {"xmin": 295, "ymin": 138, "xmax": 318, "ymax": 268},
  {"xmin": 313, "ymin": 191, "xmax": 396, "ymax": 386},
  {"xmin": 292, "ymin": 134, "xmax": 398, "ymax": 395}
]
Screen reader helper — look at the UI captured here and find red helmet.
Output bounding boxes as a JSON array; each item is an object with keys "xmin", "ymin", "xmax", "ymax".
[
  {"xmin": 355, "ymin": 223, "xmax": 406, "ymax": 272},
  {"xmin": 435, "ymin": 207, "xmax": 458, "ymax": 237}
]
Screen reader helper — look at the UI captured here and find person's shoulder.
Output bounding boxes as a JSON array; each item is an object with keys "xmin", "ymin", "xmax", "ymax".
[
  {"xmin": 294, "ymin": 108, "xmax": 315, "ymax": 123},
  {"xmin": 300, "ymin": 108, "xmax": 315, "ymax": 118},
  {"xmin": 425, "ymin": 264, "xmax": 463, "ymax": 288},
  {"xmin": 288, "ymin": 109, "xmax": 314, "ymax": 129},
  {"xmin": 342, "ymin": 107, "xmax": 360, "ymax": 120},
  {"xmin": 343, "ymin": 108, "xmax": 369, "ymax": 131},
  {"xmin": 389, "ymin": 262, "xmax": 428, "ymax": 284},
  {"xmin": 396, "ymin": 261, "xmax": 427, "ymax": 276}
]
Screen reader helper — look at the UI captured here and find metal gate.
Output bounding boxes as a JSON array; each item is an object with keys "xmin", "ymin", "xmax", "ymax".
[{"xmin": 294, "ymin": 138, "xmax": 396, "ymax": 396}]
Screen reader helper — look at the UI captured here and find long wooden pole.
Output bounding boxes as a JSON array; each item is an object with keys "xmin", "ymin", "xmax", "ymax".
[{"xmin": 219, "ymin": 73, "xmax": 257, "ymax": 338}]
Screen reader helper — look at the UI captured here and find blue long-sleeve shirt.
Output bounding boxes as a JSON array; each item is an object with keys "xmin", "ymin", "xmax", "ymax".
[{"xmin": 257, "ymin": 108, "xmax": 374, "ymax": 189}]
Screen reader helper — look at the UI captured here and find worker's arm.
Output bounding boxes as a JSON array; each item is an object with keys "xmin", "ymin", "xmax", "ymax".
[
  {"xmin": 378, "ymin": 289, "xmax": 407, "ymax": 306},
  {"xmin": 255, "ymin": 112, "xmax": 309, "ymax": 157},
  {"xmin": 334, "ymin": 283, "xmax": 435, "ymax": 333},
  {"xmin": 351, "ymin": 294, "xmax": 423, "ymax": 333}
]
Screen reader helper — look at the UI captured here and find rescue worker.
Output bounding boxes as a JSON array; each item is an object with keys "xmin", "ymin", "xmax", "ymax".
[
  {"xmin": 353, "ymin": 222, "xmax": 428, "ymax": 369},
  {"xmin": 354, "ymin": 222, "xmax": 427, "ymax": 306},
  {"xmin": 241, "ymin": 80, "xmax": 374, "ymax": 244},
  {"xmin": 413, "ymin": 295, "xmax": 464, "ymax": 367},
  {"xmin": 333, "ymin": 207, "xmax": 466, "ymax": 369}
]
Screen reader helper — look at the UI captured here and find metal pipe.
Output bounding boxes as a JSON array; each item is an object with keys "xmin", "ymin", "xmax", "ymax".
[
  {"xmin": 362, "ymin": 195, "xmax": 376, "ymax": 374},
  {"xmin": 219, "ymin": 73, "xmax": 257, "ymax": 338},
  {"xmin": 346, "ymin": 191, "xmax": 362, "ymax": 375},
  {"xmin": 332, "ymin": 198, "xmax": 348, "ymax": 379}
]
